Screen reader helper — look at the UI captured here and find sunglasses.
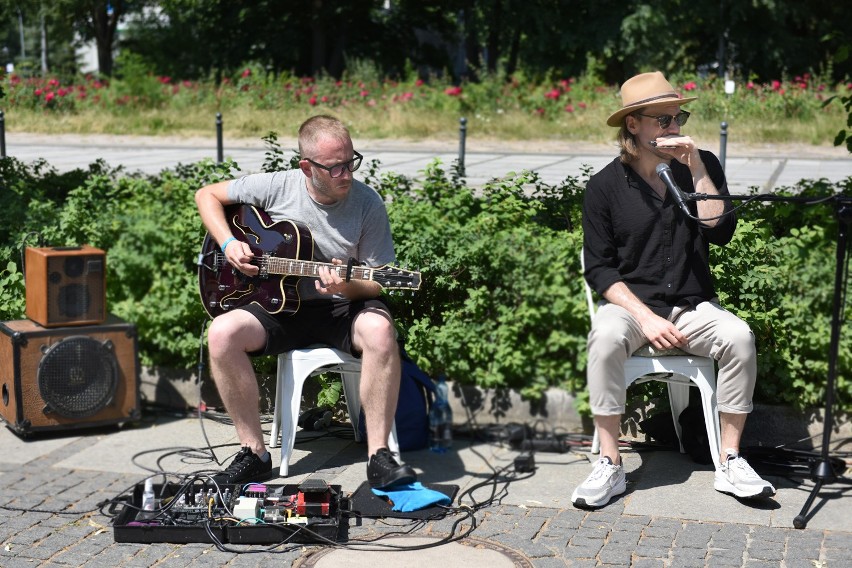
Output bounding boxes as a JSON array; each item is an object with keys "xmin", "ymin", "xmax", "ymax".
[
  {"xmin": 305, "ymin": 151, "xmax": 363, "ymax": 178},
  {"xmin": 635, "ymin": 110, "xmax": 690, "ymax": 129}
]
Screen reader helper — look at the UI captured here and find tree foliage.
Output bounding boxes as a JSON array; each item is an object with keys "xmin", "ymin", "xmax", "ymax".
[
  {"xmin": 3, "ymin": 0, "xmax": 849, "ymax": 83},
  {"xmin": 0, "ymin": 0, "xmax": 80, "ymax": 76},
  {"xmin": 62, "ymin": 0, "xmax": 126, "ymax": 77}
]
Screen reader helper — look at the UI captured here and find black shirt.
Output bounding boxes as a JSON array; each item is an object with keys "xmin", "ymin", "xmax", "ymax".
[{"xmin": 582, "ymin": 151, "xmax": 735, "ymax": 317}]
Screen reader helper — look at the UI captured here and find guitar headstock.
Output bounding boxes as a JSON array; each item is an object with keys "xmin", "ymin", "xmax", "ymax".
[{"xmin": 374, "ymin": 266, "xmax": 421, "ymax": 291}]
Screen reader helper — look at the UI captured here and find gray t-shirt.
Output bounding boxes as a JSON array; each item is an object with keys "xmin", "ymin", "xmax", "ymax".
[{"xmin": 228, "ymin": 169, "xmax": 395, "ymax": 300}]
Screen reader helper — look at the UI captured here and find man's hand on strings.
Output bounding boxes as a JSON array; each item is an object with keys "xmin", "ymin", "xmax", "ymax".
[
  {"xmin": 316, "ymin": 258, "xmax": 346, "ymax": 295},
  {"xmin": 224, "ymin": 240, "xmax": 259, "ymax": 276}
]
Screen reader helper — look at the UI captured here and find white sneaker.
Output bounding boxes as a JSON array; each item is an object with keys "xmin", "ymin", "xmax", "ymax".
[
  {"xmin": 714, "ymin": 448, "xmax": 776, "ymax": 498},
  {"xmin": 571, "ymin": 456, "xmax": 626, "ymax": 508}
]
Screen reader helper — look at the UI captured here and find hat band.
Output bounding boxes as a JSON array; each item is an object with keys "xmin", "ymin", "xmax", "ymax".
[{"xmin": 624, "ymin": 92, "xmax": 680, "ymax": 107}]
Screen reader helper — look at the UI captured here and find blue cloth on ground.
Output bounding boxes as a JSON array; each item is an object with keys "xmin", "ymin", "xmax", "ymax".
[{"xmin": 370, "ymin": 482, "xmax": 451, "ymax": 512}]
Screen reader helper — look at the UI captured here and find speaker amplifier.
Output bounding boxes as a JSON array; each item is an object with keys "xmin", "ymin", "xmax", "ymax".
[
  {"xmin": 25, "ymin": 245, "xmax": 106, "ymax": 327},
  {"xmin": 0, "ymin": 316, "xmax": 141, "ymax": 436}
]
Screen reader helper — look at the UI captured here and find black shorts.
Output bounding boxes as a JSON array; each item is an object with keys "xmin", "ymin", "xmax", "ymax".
[{"xmin": 240, "ymin": 297, "xmax": 393, "ymax": 358}]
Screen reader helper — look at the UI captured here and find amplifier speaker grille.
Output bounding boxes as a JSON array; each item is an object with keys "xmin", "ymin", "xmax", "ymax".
[{"xmin": 0, "ymin": 317, "xmax": 140, "ymax": 435}]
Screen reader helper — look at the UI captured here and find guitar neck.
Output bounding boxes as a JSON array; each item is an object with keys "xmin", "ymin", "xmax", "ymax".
[{"xmin": 264, "ymin": 256, "xmax": 374, "ymax": 282}]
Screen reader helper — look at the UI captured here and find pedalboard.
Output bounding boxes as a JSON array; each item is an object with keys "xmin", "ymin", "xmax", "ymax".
[{"xmin": 112, "ymin": 479, "xmax": 346, "ymax": 544}]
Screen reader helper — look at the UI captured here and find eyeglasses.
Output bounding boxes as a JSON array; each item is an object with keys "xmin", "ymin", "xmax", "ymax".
[
  {"xmin": 635, "ymin": 110, "xmax": 690, "ymax": 129},
  {"xmin": 305, "ymin": 151, "xmax": 363, "ymax": 178}
]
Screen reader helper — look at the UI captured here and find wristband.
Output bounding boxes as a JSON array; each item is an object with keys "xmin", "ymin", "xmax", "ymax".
[{"xmin": 220, "ymin": 236, "xmax": 237, "ymax": 253}]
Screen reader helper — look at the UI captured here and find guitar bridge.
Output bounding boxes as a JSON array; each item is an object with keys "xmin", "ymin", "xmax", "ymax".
[{"xmin": 197, "ymin": 251, "xmax": 218, "ymax": 272}]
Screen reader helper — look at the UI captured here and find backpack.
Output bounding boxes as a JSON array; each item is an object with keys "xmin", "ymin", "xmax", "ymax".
[
  {"xmin": 358, "ymin": 348, "xmax": 435, "ymax": 451},
  {"xmin": 638, "ymin": 401, "xmax": 713, "ymax": 465}
]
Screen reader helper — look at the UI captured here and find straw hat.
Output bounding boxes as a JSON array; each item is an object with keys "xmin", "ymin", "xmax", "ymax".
[{"xmin": 606, "ymin": 71, "xmax": 697, "ymax": 127}]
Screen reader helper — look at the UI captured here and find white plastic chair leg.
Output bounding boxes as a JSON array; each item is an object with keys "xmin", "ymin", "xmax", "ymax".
[
  {"xmin": 271, "ymin": 348, "xmax": 403, "ymax": 476},
  {"xmin": 341, "ymin": 371, "xmax": 363, "ymax": 442},
  {"xmin": 270, "ymin": 370, "xmax": 282, "ymax": 449},
  {"xmin": 276, "ymin": 358, "xmax": 311, "ymax": 477},
  {"xmin": 588, "ymin": 365, "xmax": 721, "ymax": 470},
  {"xmin": 271, "ymin": 349, "xmax": 351, "ymax": 476},
  {"xmin": 694, "ymin": 377, "xmax": 722, "ymax": 471},
  {"xmin": 670, "ymin": 360, "xmax": 722, "ymax": 470},
  {"xmin": 667, "ymin": 382, "xmax": 691, "ymax": 454}
]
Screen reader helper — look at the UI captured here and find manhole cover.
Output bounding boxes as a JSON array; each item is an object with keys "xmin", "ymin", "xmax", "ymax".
[{"xmin": 295, "ymin": 536, "xmax": 533, "ymax": 567}]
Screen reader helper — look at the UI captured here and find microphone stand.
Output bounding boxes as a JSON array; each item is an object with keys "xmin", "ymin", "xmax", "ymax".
[{"xmin": 687, "ymin": 191, "xmax": 852, "ymax": 529}]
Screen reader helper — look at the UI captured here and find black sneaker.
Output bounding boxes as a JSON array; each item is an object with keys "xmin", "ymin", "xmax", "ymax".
[
  {"xmin": 213, "ymin": 447, "xmax": 273, "ymax": 485},
  {"xmin": 367, "ymin": 448, "xmax": 417, "ymax": 489}
]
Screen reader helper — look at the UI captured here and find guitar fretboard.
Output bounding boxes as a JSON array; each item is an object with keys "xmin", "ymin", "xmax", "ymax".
[
  {"xmin": 265, "ymin": 256, "xmax": 372, "ymax": 281},
  {"xmin": 217, "ymin": 252, "xmax": 373, "ymax": 281}
]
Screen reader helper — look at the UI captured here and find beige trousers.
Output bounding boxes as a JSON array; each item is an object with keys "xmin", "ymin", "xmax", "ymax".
[{"xmin": 586, "ymin": 301, "xmax": 757, "ymax": 416}]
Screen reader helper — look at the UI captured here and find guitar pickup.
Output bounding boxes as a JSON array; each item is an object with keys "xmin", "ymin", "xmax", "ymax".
[{"xmin": 258, "ymin": 255, "xmax": 271, "ymax": 277}]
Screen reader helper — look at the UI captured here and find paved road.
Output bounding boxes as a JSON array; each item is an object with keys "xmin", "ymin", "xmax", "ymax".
[{"xmin": 4, "ymin": 132, "xmax": 851, "ymax": 194}]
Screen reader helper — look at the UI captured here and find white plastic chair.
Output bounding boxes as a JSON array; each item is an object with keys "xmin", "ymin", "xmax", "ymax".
[
  {"xmin": 269, "ymin": 346, "xmax": 400, "ymax": 476},
  {"xmin": 581, "ymin": 252, "xmax": 722, "ymax": 470}
]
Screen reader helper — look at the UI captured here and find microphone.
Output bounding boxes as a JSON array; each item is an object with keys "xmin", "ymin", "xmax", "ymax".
[{"xmin": 655, "ymin": 162, "xmax": 692, "ymax": 218}]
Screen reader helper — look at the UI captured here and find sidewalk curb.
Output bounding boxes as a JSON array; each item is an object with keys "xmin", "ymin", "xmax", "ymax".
[{"xmin": 140, "ymin": 366, "xmax": 850, "ymax": 450}]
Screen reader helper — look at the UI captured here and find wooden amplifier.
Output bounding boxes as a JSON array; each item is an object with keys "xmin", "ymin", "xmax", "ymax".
[
  {"xmin": 25, "ymin": 245, "xmax": 106, "ymax": 327},
  {"xmin": 0, "ymin": 316, "xmax": 140, "ymax": 435}
]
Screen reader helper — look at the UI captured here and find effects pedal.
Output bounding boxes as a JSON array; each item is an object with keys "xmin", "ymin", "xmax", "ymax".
[{"xmin": 113, "ymin": 480, "xmax": 344, "ymax": 544}]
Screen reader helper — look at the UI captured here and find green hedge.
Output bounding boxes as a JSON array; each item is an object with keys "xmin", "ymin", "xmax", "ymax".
[{"xmin": 0, "ymin": 145, "xmax": 849, "ymax": 414}]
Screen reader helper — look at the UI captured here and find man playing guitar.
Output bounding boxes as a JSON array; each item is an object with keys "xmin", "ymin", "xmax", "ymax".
[{"xmin": 195, "ymin": 114, "xmax": 417, "ymax": 489}]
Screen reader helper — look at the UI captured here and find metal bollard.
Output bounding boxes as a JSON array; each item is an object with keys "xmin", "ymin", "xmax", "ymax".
[
  {"xmin": 458, "ymin": 116, "xmax": 467, "ymax": 177},
  {"xmin": 216, "ymin": 112, "xmax": 223, "ymax": 163},
  {"xmin": 719, "ymin": 121, "xmax": 728, "ymax": 171},
  {"xmin": 0, "ymin": 110, "xmax": 6, "ymax": 158}
]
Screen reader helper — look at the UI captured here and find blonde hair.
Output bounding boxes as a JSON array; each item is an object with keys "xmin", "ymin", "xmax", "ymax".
[
  {"xmin": 616, "ymin": 115, "xmax": 641, "ymax": 164},
  {"xmin": 298, "ymin": 115, "xmax": 351, "ymax": 157}
]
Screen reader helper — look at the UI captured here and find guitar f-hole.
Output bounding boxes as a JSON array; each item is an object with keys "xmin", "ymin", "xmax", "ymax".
[{"xmin": 232, "ymin": 216, "xmax": 262, "ymax": 247}]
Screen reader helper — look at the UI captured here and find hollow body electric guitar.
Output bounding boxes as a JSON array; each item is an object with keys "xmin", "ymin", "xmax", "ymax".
[{"xmin": 197, "ymin": 204, "xmax": 421, "ymax": 318}]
